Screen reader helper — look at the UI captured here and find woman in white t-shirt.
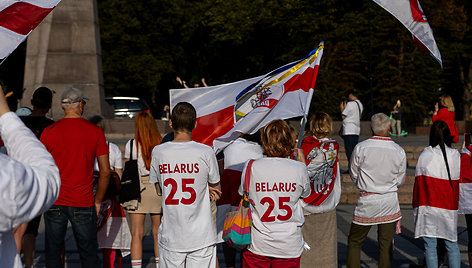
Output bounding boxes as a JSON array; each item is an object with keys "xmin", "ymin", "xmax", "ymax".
[
  {"xmin": 89, "ymin": 115, "xmax": 131, "ymax": 268},
  {"xmin": 239, "ymin": 119, "xmax": 310, "ymax": 268},
  {"xmin": 124, "ymin": 111, "xmax": 163, "ymax": 268}
]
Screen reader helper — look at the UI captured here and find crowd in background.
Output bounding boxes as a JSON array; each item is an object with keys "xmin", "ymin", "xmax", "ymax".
[{"xmin": 1, "ymin": 85, "xmax": 472, "ymax": 268}]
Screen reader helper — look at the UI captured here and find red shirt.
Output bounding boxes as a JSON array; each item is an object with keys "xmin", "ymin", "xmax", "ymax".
[
  {"xmin": 432, "ymin": 108, "xmax": 459, "ymax": 143},
  {"xmin": 41, "ymin": 118, "xmax": 109, "ymax": 207}
]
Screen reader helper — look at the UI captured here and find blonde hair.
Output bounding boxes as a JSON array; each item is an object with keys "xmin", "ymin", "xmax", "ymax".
[
  {"xmin": 309, "ymin": 112, "xmax": 332, "ymax": 138},
  {"xmin": 261, "ymin": 120, "xmax": 294, "ymax": 158},
  {"xmin": 440, "ymin": 95, "xmax": 455, "ymax": 112}
]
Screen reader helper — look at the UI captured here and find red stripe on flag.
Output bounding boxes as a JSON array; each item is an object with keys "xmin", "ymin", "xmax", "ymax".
[
  {"xmin": 283, "ymin": 65, "xmax": 319, "ymax": 94},
  {"xmin": 193, "ymin": 105, "xmax": 235, "ymax": 146},
  {"xmin": 0, "ymin": 2, "xmax": 54, "ymax": 35},
  {"xmin": 460, "ymin": 151, "xmax": 472, "ymax": 183},
  {"xmin": 413, "ymin": 175, "xmax": 459, "ymax": 210}
]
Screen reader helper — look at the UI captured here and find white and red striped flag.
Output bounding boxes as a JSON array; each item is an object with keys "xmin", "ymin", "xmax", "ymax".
[
  {"xmin": 0, "ymin": 0, "xmax": 61, "ymax": 59},
  {"xmin": 373, "ymin": 0, "xmax": 442, "ymax": 68},
  {"xmin": 170, "ymin": 42, "xmax": 324, "ymax": 153},
  {"xmin": 413, "ymin": 146, "xmax": 460, "ymax": 241}
]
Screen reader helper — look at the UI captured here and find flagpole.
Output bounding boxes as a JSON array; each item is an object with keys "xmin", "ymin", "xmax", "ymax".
[
  {"xmin": 296, "ymin": 41, "xmax": 324, "ymax": 149},
  {"xmin": 296, "ymin": 88, "xmax": 314, "ymax": 149}
]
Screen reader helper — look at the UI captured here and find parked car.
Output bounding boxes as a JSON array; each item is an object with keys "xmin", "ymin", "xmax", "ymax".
[{"xmin": 105, "ymin": 97, "xmax": 151, "ymax": 119}]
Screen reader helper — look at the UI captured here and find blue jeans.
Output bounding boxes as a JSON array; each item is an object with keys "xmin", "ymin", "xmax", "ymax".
[
  {"xmin": 343, "ymin": 135, "xmax": 359, "ymax": 166},
  {"xmin": 45, "ymin": 205, "xmax": 100, "ymax": 268},
  {"xmin": 423, "ymin": 237, "xmax": 460, "ymax": 268}
]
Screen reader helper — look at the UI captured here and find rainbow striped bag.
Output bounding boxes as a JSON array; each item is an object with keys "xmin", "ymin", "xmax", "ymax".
[{"xmin": 222, "ymin": 159, "xmax": 255, "ymax": 250}]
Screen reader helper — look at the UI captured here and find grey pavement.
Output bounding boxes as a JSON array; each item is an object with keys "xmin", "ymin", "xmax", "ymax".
[
  {"xmin": 27, "ymin": 204, "xmax": 470, "ymax": 267},
  {"xmin": 28, "ymin": 134, "xmax": 468, "ymax": 267}
]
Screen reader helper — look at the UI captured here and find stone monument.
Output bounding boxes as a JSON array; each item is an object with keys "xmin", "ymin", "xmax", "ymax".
[{"xmin": 20, "ymin": 0, "xmax": 112, "ymax": 120}]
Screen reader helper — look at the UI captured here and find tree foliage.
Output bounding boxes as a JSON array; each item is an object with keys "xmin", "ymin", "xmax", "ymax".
[{"xmin": 3, "ymin": 0, "xmax": 468, "ymax": 128}]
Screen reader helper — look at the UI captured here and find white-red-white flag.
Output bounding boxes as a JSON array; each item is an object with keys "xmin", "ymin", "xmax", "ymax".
[
  {"xmin": 373, "ymin": 0, "xmax": 442, "ymax": 68},
  {"xmin": 0, "ymin": 0, "xmax": 61, "ymax": 59},
  {"xmin": 170, "ymin": 42, "xmax": 324, "ymax": 153}
]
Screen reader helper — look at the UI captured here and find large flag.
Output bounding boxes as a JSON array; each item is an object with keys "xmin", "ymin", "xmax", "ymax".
[
  {"xmin": 373, "ymin": 0, "xmax": 442, "ymax": 68},
  {"xmin": 0, "ymin": 0, "xmax": 61, "ymax": 59},
  {"xmin": 170, "ymin": 42, "xmax": 324, "ymax": 153}
]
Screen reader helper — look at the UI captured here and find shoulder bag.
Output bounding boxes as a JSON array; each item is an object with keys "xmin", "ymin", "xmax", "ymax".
[
  {"xmin": 222, "ymin": 159, "xmax": 255, "ymax": 250},
  {"xmin": 119, "ymin": 139, "xmax": 141, "ymax": 204}
]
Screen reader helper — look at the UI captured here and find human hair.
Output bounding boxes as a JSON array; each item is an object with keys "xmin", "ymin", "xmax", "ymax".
[
  {"xmin": 429, "ymin": 120, "xmax": 453, "ymax": 189},
  {"xmin": 31, "ymin": 87, "xmax": 53, "ymax": 109},
  {"xmin": 134, "ymin": 111, "xmax": 162, "ymax": 170},
  {"xmin": 261, "ymin": 119, "xmax": 294, "ymax": 158},
  {"xmin": 371, "ymin": 113, "xmax": 391, "ymax": 135},
  {"xmin": 309, "ymin": 112, "xmax": 332, "ymax": 138},
  {"xmin": 242, "ymin": 130, "xmax": 261, "ymax": 145},
  {"xmin": 171, "ymin": 102, "xmax": 196, "ymax": 132},
  {"xmin": 61, "ymin": 102, "xmax": 80, "ymax": 110},
  {"xmin": 348, "ymin": 89, "xmax": 358, "ymax": 98},
  {"xmin": 440, "ymin": 95, "xmax": 455, "ymax": 112},
  {"xmin": 88, "ymin": 115, "xmax": 106, "ymax": 132}
]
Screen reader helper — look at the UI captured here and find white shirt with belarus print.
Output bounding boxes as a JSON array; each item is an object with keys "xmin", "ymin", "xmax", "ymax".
[
  {"xmin": 149, "ymin": 141, "xmax": 220, "ymax": 252},
  {"xmin": 342, "ymin": 100, "xmax": 363, "ymax": 135},
  {"xmin": 349, "ymin": 136, "xmax": 406, "ymax": 226},
  {"xmin": 239, "ymin": 158, "xmax": 310, "ymax": 258}
]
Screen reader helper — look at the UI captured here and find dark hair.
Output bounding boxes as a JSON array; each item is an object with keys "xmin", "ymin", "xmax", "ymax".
[
  {"xmin": 171, "ymin": 102, "xmax": 196, "ymax": 132},
  {"xmin": 348, "ymin": 89, "xmax": 358, "ymax": 98},
  {"xmin": 242, "ymin": 130, "xmax": 262, "ymax": 145},
  {"xmin": 31, "ymin": 87, "xmax": 53, "ymax": 109},
  {"xmin": 429, "ymin": 120, "xmax": 453, "ymax": 189}
]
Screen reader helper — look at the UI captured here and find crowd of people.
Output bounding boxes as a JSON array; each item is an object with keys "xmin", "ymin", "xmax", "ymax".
[{"xmin": 1, "ymin": 84, "xmax": 472, "ymax": 268}]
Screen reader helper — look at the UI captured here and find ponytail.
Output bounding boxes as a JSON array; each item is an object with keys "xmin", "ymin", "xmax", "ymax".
[{"xmin": 430, "ymin": 120, "xmax": 453, "ymax": 189}]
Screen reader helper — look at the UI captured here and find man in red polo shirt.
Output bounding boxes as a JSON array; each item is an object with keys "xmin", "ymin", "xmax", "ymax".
[{"xmin": 41, "ymin": 87, "xmax": 111, "ymax": 267}]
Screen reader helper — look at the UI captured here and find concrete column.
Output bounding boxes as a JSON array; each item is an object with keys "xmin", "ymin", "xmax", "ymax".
[{"xmin": 21, "ymin": 0, "xmax": 112, "ymax": 120}]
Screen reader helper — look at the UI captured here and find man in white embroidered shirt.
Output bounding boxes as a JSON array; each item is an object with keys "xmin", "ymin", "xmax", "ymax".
[{"xmin": 346, "ymin": 113, "xmax": 406, "ymax": 268}]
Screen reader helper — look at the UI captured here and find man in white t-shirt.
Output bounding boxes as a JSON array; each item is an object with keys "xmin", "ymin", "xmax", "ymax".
[
  {"xmin": 149, "ymin": 102, "xmax": 221, "ymax": 268},
  {"xmin": 340, "ymin": 89, "xmax": 363, "ymax": 166}
]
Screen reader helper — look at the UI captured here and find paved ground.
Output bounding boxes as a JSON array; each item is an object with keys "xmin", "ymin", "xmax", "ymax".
[
  {"xmin": 27, "ymin": 134, "xmax": 469, "ymax": 267},
  {"xmin": 27, "ymin": 203, "xmax": 470, "ymax": 268}
]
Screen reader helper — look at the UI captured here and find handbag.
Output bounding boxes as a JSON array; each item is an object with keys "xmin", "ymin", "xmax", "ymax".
[
  {"xmin": 222, "ymin": 159, "xmax": 255, "ymax": 250},
  {"xmin": 119, "ymin": 139, "xmax": 141, "ymax": 204}
]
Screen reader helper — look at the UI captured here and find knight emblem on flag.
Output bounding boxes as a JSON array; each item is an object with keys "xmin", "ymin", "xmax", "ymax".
[{"xmin": 306, "ymin": 141, "xmax": 338, "ymax": 195}]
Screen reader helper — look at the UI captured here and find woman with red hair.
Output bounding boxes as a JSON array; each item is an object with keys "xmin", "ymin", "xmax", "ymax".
[{"xmin": 124, "ymin": 111, "xmax": 162, "ymax": 268}]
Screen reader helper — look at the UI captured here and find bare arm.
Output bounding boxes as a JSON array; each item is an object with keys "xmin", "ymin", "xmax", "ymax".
[
  {"xmin": 201, "ymin": 77, "xmax": 208, "ymax": 87},
  {"xmin": 114, "ymin": 167, "xmax": 123, "ymax": 178},
  {"xmin": 95, "ymin": 154, "xmax": 111, "ymax": 213},
  {"xmin": 209, "ymin": 182, "xmax": 222, "ymax": 202}
]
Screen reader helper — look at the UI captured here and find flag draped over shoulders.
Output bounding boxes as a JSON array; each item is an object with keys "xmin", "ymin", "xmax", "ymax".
[
  {"xmin": 0, "ymin": 0, "xmax": 61, "ymax": 59},
  {"xmin": 372, "ymin": 0, "xmax": 442, "ymax": 67},
  {"xmin": 413, "ymin": 146, "xmax": 460, "ymax": 241},
  {"xmin": 170, "ymin": 42, "xmax": 324, "ymax": 153}
]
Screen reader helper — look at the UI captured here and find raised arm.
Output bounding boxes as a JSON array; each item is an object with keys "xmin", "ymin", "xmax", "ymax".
[{"xmin": 0, "ymin": 86, "xmax": 60, "ymax": 230}]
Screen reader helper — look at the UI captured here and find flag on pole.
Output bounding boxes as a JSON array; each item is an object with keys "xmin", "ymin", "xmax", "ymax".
[
  {"xmin": 372, "ymin": 0, "xmax": 442, "ymax": 68},
  {"xmin": 0, "ymin": 0, "xmax": 61, "ymax": 59},
  {"xmin": 170, "ymin": 42, "xmax": 324, "ymax": 153}
]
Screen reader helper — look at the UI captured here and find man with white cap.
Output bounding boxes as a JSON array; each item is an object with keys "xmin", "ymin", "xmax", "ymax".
[{"xmin": 40, "ymin": 87, "xmax": 111, "ymax": 267}]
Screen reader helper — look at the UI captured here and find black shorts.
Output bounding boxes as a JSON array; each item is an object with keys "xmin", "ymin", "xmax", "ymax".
[{"xmin": 25, "ymin": 214, "xmax": 42, "ymax": 236}]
